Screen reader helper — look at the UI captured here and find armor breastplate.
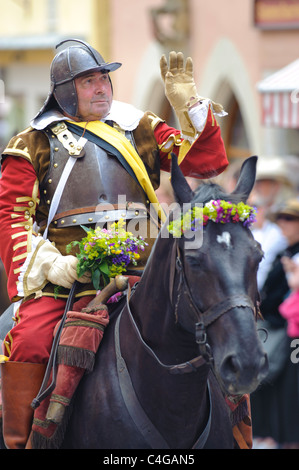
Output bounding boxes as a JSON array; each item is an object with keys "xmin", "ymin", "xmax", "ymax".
[{"xmin": 41, "ymin": 128, "xmax": 150, "ymax": 228}]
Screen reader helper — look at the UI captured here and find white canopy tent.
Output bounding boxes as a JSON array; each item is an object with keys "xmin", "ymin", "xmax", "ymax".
[{"xmin": 257, "ymin": 59, "xmax": 299, "ymax": 128}]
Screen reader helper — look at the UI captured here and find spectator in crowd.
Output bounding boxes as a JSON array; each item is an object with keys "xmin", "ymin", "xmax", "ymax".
[{"xmin": 251, "ymin": 198, "xmax": 299, "ymax": 449}]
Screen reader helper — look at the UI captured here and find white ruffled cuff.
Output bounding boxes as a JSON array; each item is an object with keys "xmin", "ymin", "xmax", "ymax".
[{"xmin": 187, "ymin": 99, "xmax": 228, "ymax": 137}]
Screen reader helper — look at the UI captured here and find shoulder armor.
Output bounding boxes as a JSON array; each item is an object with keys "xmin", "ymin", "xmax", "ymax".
[{"xmin": 2, "ymin": 133, "xmax": 33, "ymax": 162}]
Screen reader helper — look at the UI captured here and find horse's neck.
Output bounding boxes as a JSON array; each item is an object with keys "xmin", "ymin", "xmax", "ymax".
[
  {"xmin": 129, "ymin": 237, "xmax": 175, "ymax": 349},
  {"xmin": 119, "ymin": 285, "xmax": 210, "ymax": 447},
  {"xmin": 115, "ymin": 236, "xmax": 211, "ymax": 447},
  {"xmin": 124, "ymin": 234, "xmax": 210, "ymax": 380}
]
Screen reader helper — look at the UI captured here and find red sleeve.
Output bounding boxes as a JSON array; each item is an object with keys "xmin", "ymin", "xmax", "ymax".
[
  {"xmin": 152, "ymin": 122, "xmax": 181, "ymax": 170},
  {"xmin": 154, "ymin": 105, "xmax": 228, "ymax": 179},
  {"xmin": 0, "ymin": 156, "xmax": 40, "ymax": 300}
]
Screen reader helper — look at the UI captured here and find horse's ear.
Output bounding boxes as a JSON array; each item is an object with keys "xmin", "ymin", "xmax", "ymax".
[
  {"xmin": 231, "ymin": 156, "xmax": 258, "ymax": 201},
  {"xmin": 171, "ymin": 153, "xmax": 194, "ymax": 204}
]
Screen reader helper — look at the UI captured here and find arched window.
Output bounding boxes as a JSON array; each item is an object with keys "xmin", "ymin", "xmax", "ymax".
[{"xmin": 223, "ymin": 95, "xmax": 251, "ymax": 161}]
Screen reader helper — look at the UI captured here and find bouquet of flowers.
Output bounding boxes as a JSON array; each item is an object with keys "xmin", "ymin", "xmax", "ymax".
[{"xmin": 66, "ymin": 219, "xmax": 147, "ymax": 290}]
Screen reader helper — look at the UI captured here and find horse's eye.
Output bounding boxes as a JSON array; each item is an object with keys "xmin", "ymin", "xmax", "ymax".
[{"xmin": 185, "ymin": 255, "xmax": 201, "ymax": 268}]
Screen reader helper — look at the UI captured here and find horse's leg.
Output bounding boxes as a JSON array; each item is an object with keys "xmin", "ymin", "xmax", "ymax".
[
  {"xmin": 0, "ymin": 304, "xmax": 14, "ymax": 345},
  {"xmin": 0, "ymin": 376, "xmax": 5, "ymax": 449}
]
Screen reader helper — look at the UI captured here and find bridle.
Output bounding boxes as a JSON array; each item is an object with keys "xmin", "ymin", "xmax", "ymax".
[
  {"xmin": 169, "ymin": 240, "xmax": 256, "ymax": 366},
  {"xmin": 121, "ymin": 282, "xmax": 207, "ymax": 374},
  {"xmin": 121, "ymin": 238, "xmax": 257, "ymax": 375}
]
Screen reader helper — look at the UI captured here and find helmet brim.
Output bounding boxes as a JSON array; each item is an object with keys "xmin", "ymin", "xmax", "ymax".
[{"xmin": 74, "ymin": 61, "xmax": 122, "ymax": 78}]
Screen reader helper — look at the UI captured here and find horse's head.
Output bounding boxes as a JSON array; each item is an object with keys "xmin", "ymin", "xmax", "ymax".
[{"xmin": 169, "ymin": 155, "xmax": 268, "ymax": 395}]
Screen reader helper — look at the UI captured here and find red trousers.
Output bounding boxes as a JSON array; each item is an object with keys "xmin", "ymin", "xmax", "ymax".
[{"xmin": 4, "ymin": 297, "xmax": 66, "ymax": 364}]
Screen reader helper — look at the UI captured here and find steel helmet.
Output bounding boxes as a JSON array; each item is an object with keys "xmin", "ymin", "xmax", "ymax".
[{"xmin": 35, "ymin": 38, "xmax": 122, "ymax": 119}]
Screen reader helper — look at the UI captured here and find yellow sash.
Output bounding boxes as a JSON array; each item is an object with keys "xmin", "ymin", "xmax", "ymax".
[{"xmin": 68, "ymin": 120, "xmax": 166, "ymax": 223}]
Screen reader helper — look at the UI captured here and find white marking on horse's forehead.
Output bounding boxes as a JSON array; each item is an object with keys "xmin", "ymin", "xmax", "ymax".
[{"xmin": 216, "ymin": 231, "xmax": 232, "ymax": 248}]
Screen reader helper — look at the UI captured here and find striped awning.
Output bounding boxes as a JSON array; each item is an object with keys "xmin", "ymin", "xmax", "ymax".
[{"xmin": 257, "ymin": 59, "xmax": 299, "ymax": 128}]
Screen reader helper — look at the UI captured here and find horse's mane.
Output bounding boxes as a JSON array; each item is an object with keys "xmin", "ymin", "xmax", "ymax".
[{"xmin": 191, "ymin": 181, "xmax": 246, "ymax": 205}]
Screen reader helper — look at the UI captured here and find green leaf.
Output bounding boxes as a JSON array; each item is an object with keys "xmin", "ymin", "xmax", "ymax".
[
  {"xmin": 92, "ymin": 269, "xmax": 101, "ymax": 291},
  {"xmin": 66, "ymin": 240, "xmax": 79, "ymax": 253},
  {"xmin": 102, "ymin": 272, "xmax": 110, "ymax": 286},
  {"xmin": 53, "ymin": 285, "xmax": 62, "ymax": 299},
  {"xmin": 80, "ymin": 225, "xmax": 92, "ymax": 233},
  {"xmin": 99, "ymin": 261, "xmax": 110, "ymax": 276},
  {"xmin": 77, "ymin": 264, "xmax": 88, "ymax": 278}
]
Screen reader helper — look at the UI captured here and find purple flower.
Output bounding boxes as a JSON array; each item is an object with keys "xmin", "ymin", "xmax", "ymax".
[{"xmin": 112, "ymin": 254, "xmax": 131, "ymax": 266}]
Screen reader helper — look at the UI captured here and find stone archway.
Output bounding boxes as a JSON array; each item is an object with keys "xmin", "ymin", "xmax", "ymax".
[{"xmin": 199, "ymin": 38, "xmax": 262, "ymax": 157}]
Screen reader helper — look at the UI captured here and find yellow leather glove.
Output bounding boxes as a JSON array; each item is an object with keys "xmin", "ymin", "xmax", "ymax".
[
  {"xmin": 160, "ymin": 51, "xmax": 199, "ymax": 138},
  {"xmin": 160, "ymin": 51, "xmax": 225, "ymax": 138}
]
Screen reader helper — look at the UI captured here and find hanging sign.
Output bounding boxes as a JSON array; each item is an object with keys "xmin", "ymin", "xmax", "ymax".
[{"xmin": 255, "ymin": 0, "xmax": 299, "ymax": 29}]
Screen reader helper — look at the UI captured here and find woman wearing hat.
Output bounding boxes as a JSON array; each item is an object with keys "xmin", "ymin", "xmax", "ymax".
[{"xmin": 251, "ymin": 198, "xmax": 299, "ymax": 448}]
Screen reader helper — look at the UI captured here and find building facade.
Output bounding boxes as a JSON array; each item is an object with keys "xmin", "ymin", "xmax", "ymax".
[{"xmin": 0, "ymin": 0, "xmax": 298, "ymax": 175}]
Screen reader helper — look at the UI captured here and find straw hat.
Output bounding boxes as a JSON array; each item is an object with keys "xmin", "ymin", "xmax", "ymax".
[
  {"xmin": 256, "ymin": 156, "xmax": 293, "ymax": 186},
  {"xmin": 273, "ymin": 198, "xmax": 299, "ymax": 220}
]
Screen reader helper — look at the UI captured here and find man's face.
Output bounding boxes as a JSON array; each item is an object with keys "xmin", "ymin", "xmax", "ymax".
[
  {"xmin": 277, "ymin": 215, "xmax": 299, "ymax": 245},
  {"xmin": 74, "ymin": 71, "xmax": 113, "ymax": 121}
]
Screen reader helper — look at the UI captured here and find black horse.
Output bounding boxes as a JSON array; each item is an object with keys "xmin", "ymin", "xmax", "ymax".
[{"xmin": 56, "ymin": 155, "xmax": 267, "ymax": 449}]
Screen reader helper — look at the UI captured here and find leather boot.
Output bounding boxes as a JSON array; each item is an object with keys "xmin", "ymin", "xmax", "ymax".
[{"xmin": 0, "ymin": 361, "xmax": 46, "ymax": 449}]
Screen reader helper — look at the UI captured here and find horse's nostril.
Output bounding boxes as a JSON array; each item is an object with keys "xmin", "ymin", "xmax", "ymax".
[
  {"xmin": 221, "ymin": 354, "xmax": 241, "ymax": 376},
  {"xmin": 258, "ymin": 353, "xmax": 269, "ymax": 379},
  {"xmin": 219, "ymin": 351, "xmax": 269, "ymax": 392},
  {"xmin": 230, "ymin": 356, "xmax": 240, "ymax": 374}
]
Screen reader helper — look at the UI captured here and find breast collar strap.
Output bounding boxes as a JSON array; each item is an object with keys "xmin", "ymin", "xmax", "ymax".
[
  {"xmin": 114, "ymin": 309, "xmax": 212, "ymax": 449},
  {"xmin": 123, "ymin": 284, "xmax": 206, "ymax": 374}
]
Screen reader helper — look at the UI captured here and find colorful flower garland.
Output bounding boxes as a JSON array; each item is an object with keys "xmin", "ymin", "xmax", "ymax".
[
  {"xmin": 167, "ymin": 199, "xmax": 257, "ymax": 237},
  {"xmin": 66, "ymin": 219, "xmax": 147, "ymax": 290}
]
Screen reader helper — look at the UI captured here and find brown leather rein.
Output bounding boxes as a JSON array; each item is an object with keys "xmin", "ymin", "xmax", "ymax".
[
  {"xmin": 168, "ymin": 240, "xmax": 256, "ymax": 367},
  {"xmin": 121, "ymin": 240, "xmax": 255, "ymax": 375}
]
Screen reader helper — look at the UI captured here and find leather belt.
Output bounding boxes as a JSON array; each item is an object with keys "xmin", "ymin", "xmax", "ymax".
[
  {"xmin": 54, "ymin": 208, "xmax": 148, "ymax": 228},
  {"xmin": 39, "ymin": 203, "xmax": 150, "ymax": 229}
]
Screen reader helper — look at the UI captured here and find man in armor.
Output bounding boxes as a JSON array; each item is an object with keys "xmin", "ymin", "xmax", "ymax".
[{"xmin": 0, "ymin": 39, "xmax": 228, "ymax": 448}]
